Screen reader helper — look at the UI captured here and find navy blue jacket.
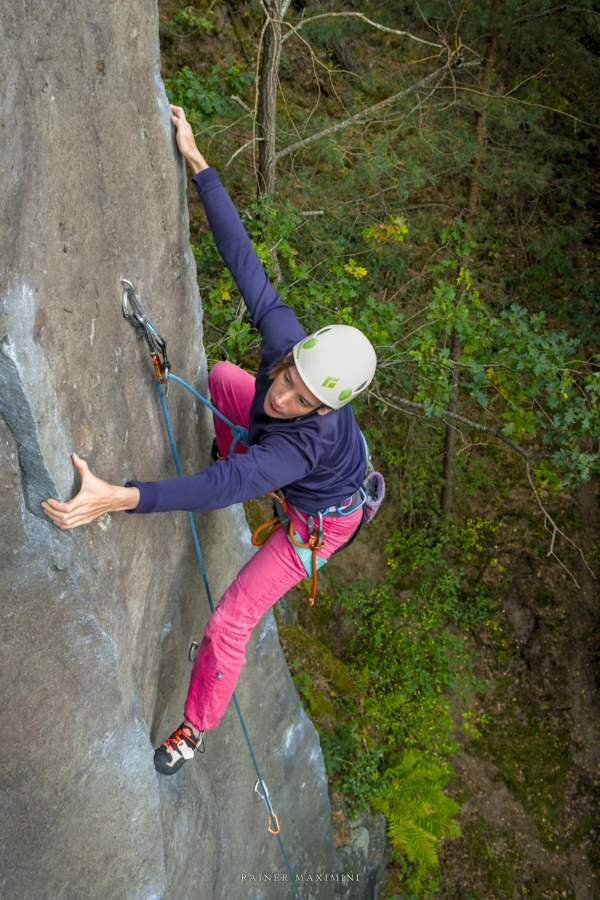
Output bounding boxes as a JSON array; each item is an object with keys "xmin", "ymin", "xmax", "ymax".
[{"xmin": 129, "ymin": 168, "xmax": 365, "ymax": 515}]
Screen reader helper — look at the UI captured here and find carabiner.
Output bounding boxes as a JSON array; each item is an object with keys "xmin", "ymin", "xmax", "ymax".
[
  {"xmin": 254, "ymin": 778, "xmax": 281, "ymax": 834},
  {"xmin": 120, "ymin": 276, "xmax": 171, "ymax": 383},
  {"xmin": 121, "ymin": 277, "xmax": 144, "ymax": 324}
]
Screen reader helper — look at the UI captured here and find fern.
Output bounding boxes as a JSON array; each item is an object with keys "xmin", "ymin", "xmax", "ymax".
[{"xmin": 371, "ymin": 750, "xmax": 462, "ymax": 878}]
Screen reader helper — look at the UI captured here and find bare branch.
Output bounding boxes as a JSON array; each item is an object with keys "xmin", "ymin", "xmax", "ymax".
[
  {"xmin": 281, "ymin": 11, "xmax": 443, "ymax": 48},
  {"xmin": 525, "ymin": 460, "xmax": 595, "ymax": 585},
  {"xmin": 230, "ymin": 95, "xmax": 254, "ymax": 114},
  {"xmin": 251, "ymin": 13, "xmax": 270, "ymax": 179},
  {"xmin": 435, "ymin": 84, "xmax": 599, "ymax": 128},
  {"xmin": 276, "ymin": 59, "xmax": 481, "ymax": 161},
  {"xmin": 374, "ymin": 389, "xmax": 549, "ymax": 461},
  {"xmin": 504, "ymin": 61, "xmax": 556, "ymax": 97},
  {"xmin": 226, "ymin": 136, "xmax": 263, "ymax": 169},
  {"xmin": 514, "ymin": 5, "xmax": 598, "ymax": 25}
]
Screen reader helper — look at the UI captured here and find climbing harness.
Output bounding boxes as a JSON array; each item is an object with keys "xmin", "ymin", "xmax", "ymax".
[
  {"xmin": 251, "ymin": 492, "xmax": 327, "ymax": 605},
  {"xmin": 251, "ymin": 436, "xmax": 386, "ymax": 606},
  {"xmin": 121, "ymin": 278, "xmax": 300, "ymax": 900}
]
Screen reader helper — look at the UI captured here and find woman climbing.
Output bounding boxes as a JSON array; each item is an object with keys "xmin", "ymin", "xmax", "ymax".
[{"xmin": 41, "ymin": 105, "xmax": 377, "ymax": 776}]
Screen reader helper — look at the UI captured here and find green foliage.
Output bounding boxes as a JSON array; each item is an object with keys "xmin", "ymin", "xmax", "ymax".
[
  {"xmin": 164, "ymin": 60, "xmax": 254, "ymax": 128},
  {"xmin": 169, "ymin": 3, "xmax": 215, "ymax": 34},
  {"xmin": 283, "ymin": 522, "xmax": 496, "ymax": 893},
  {"xmin": 341, "ymin": 522, "xmax": 493, "ymax": 760},
  {"xmin": 164, "ymin": 65, "xmax": 228, "ymax": 123},
  {"xmin": 319, "ymin": 725, "xmax": 382, "ymax": 815},
  {"xmin": 371, "ymin": 750, "xmax": 461, "ymax": 874},
  {"xmin": 193, "ymin": 193, "xmax": 600, "ymax": 488}
]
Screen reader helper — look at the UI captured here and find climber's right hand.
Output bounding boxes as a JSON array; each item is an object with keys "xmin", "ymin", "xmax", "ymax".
[
  {"xmin": 41, "ymin": 453, "xmax": 140, "ymax": 529},
  {"xmin": 170, "ymin": 105, "xmax": 209, "ymax": 175}
]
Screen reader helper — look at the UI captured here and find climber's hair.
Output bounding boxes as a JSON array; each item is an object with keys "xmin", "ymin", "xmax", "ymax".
[{"xmin": 268, "ymin": 352, "xmax": 295, "ymax": 381}]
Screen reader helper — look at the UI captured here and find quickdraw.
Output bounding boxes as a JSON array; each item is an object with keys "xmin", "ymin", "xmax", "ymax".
[
  {"xmin": 251, "ymin": 492, "xmax": 325, "ymax": 606},
  {"xmin": 121, "ymin": 277, "xmax": 170, "ymax": 384},
  {"xmin": 121, "ymin": 278, "xmax": 249, "ymax": 454},
  {"xmin": 254, "ymin": 779, "xmax": 281, "ymax": 835}
]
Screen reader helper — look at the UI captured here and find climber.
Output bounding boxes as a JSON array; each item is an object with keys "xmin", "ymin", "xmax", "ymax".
[{"xmin": 41, "ymin": 105, "xmax": 377, "ymax": 776}]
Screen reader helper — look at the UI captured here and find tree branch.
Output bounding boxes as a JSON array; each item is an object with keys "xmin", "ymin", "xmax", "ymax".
[
  {"xmin": 525, "ymin": 459, "xmax": 595, "ymax": 586},
  {"xmin": 281, "ymin": 11, "xmax": 443, "ymax": 48},
  {"xmin": 435, "ymin": 84, "xmax": 599, "ymax": 128},
  {"xmin": 226, "ymin": 136, "xmax": 263, "ymax": 169},
  {"xmin": 373, "ymin": 389, "xmax": 595, "ymax": 584},
  {"xmin": 276, "ymin": 59, "xmax": 481, "ymax": 160},
  {"xmin": 373, "ymin": 389, "xmax": 549, "ymax": 461},
  {"xmin": 514, "ymin": 5, "xmax": 598, "ymax": 25}
]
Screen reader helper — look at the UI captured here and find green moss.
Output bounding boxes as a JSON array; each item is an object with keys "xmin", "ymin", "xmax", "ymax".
[
  {"xmin": 310, "ymin": 593, "xmax": 335, "ymax": 631},
  {"xmin": 455, "ymin": 815, "xmax": 578, "ymax": 899},
  {"xmin": 243, "ymin": 497, "xmax": 274, "ymax": 535},
  {"xmin": 465, "ymin": 816, "xmax": 524, "ymax": 895},
  {"xmin": 278, "ymin": 624, "xmax": 355, "ymax": 695},
  {"xmin": 482, "ymin": 693, "xmax": 571, "ymax": 847},
  {"xmin": 533, "ymin": 585, "xmax": 556, "ymax": 605}
]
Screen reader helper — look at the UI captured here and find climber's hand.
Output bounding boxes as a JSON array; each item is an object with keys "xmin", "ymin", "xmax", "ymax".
[
  {"xmin": 41, "ymin": 453, "xmax": 140, "ymax": 529},
  {"xmin": 170, "ymin": 105, "xmax": 209, "ymax": 175}
]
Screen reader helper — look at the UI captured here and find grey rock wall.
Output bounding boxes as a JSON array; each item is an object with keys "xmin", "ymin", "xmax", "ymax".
[{"xmin": 0, "ymin": 2, "xmax": 339, "ymax": 898}]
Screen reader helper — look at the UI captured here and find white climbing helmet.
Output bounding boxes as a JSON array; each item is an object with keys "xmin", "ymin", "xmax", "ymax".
[{"xmin": 293, "ymin": 325, "xmax": 377, "ymax": 409}]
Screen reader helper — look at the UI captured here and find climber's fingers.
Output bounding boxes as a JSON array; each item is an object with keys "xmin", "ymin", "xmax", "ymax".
[
  {"xmin": 41, "ymin": 453, "xmax": 118, "ymax": 529},
  {"xmin": 71, "ymin": 451, "xmax": 90, "ymax": 481},
  {"xmin": 170, "ymin": 104, "xmax": 196, "ymax": 152}
]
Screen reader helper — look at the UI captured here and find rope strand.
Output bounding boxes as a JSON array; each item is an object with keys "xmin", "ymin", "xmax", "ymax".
[{"xmin": 156, "ymin": 380, "xmax": 302, "ymax": 900}]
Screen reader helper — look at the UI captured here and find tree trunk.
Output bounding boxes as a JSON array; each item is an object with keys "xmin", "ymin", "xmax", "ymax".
[
  {"xmin": 257, "ymin": 1, "xmax": 291, "ymax": 196},
  {"xmin": 224, "ymin": 0, "xmax": 251, "ymax": 64},
  {"xmin": 440, "ymin": 36, "xmax": 497, "ymax": 516},
  {"xmin": 329, "ymin": 35, "xmax": 360, "ymax": 73},
  {"xmin": 440, "ymin": 332, "xmax": 463, "ymax": 516}
]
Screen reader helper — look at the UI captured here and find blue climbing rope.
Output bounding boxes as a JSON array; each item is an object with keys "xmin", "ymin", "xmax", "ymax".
[
  {"xmin": 121, "ymin": 279, "xmax": 302, "ymax": 898},
  {"xmin": 156, "ymin": 379, "xmax": 302, "ymax": 900},
  {"xmin": 166, "ymin": 373, "xmax": 249, "ymax": 455}
]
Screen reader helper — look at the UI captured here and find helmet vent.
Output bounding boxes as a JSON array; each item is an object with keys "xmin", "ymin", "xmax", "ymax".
[
  {"xmin": 317, "ymin": 327, "xmax": 332, "ymax": 335},
  {"xmin": 356, "ymin": 381, "xmax": 367, "ymax": 391}
]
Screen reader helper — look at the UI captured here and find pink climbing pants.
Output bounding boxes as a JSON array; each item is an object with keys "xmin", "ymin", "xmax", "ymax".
[{"xmin": 183, "ymin": 361, "xmax": 362, "ymax": 731}]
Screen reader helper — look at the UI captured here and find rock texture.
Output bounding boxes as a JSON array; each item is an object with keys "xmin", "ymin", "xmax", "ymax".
[{"xmin": 0, "ymin": 2, "xmax": 339, "ymax": 897}]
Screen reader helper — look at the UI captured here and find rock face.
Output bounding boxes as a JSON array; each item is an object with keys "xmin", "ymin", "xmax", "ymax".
[{"xmin": 0, "ymin": 3, "xmax": 340, "ymax": 897}]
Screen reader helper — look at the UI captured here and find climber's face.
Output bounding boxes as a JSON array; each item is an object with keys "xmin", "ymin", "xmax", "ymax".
[{"xmin": 264, "ymin": 365, "xmax": 330, "ymax": 419}]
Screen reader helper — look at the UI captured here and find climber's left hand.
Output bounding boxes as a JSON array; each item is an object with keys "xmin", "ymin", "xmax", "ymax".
[{"xmin": 41, "ymin": 453, "xmax": 140, "ymax": 529}]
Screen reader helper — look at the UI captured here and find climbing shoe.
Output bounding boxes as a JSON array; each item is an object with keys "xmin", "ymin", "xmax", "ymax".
[{"xmin": 154, "ymin": 723, "xmax": 205, "ymax": 776}]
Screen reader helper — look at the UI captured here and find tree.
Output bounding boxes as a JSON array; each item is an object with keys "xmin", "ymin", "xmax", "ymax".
[{"xmin": 257, "ymin": 0, "xmax": 292, "ymax": 195}]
